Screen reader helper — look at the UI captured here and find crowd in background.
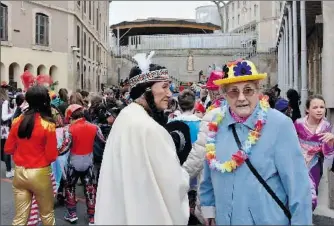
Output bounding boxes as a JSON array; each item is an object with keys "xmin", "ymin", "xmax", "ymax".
[{"xmin": 1, "ymin": 67, "xmax": 334, "ymax": 225}]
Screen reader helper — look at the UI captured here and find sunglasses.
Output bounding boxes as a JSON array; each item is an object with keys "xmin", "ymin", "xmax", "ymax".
[{"xmin": 226, "ymin": 88, "xmax": 255, "ymax": 99}]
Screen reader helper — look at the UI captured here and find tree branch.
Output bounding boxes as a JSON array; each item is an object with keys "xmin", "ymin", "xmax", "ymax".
[{"xmin": 212, "ymin": 1, "xmax": 226, "ymax": 32}]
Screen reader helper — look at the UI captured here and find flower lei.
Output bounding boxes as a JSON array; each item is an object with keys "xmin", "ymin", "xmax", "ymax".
[
  {"xmin": 205, "ymin": 95, "xmax": 270, "ymax": 173},
  {"xmin": 206, "ymin": 99, "xmax": 223, "ymax": 112}
]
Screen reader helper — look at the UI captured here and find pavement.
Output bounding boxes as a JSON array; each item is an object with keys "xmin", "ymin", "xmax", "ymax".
[
  {"xmin": 1, "ymin": 162, "xmax": 334, "ymax": 225},
  {"xmin": 313, "ymin": 168, "xmax": 334, "ymax": 225},
  {"xmin": 1, "ymin": 163, "xmax": 89, "ymax": 225}
]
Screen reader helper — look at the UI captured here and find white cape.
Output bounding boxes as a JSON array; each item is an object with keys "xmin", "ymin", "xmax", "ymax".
[{"xmin": 95, "ymin": 103, "xmax": 190, "ymax": 225}]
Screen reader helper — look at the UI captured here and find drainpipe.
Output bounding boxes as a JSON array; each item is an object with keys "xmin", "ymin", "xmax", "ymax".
[
  {"xmin": 282, "ymin": 29, "xmax": 286, "ymax": 96},
  {"xmin": 300, "ymin": 1, "xmax": 307, "ymax": 115},
  {"xmin": 116, "ymin": 27, "xmax": 120, "ymax": 56},
  {"xmin": 288, "ymin": 4, "xmax": 293, "ymax": 89},
  {"xmin": 80, "ymin": 5, "xmax": 84, "ymax": 90},
  {"xmin": 284, "ymin": 16, "xmax": 289, "ymax": 95},
  {"xmin": 292, "ymin": 1, "xmax": 299, "ymax": 91},
  {"xmin": 278, "ymin": 40, "xmax": 283, "ymax": 90}
]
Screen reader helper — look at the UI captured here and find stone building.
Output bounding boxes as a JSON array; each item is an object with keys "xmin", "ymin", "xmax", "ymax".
[
  {"xmin": 109, "ymin": 18, "xmax": 276, "ymax": 88},
  {"xmin": 276, "ymin": 1, "xmax": 334, "ymax": 220},
  {"xmin": 0, "ymin": 1, "xmax": 110, "ymax": 92},
  {"xmin": 219, "ymin": 1, "xmax": 282, "ymax": 52}
]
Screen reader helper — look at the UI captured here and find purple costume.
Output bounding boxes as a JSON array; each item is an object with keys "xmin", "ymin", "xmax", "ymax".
[{"xmin": 294, "ymin": 116, "xmax": 334, "ymax": 210}]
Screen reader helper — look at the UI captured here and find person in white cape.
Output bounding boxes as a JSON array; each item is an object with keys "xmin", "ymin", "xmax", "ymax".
[{"xmin": 95, "ymin": 51, "xmax": 190, "ymax": 225}]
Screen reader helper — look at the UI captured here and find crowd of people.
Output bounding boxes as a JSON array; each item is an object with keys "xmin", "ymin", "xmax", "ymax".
[{"xmin": 0, "ymin": 52, "xmax": 333, "ymax": 225}]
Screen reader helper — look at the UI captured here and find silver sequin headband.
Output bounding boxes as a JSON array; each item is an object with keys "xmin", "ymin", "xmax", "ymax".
[{"xmin": 129, "ymin": 69, "xmax": 170, "ymax": 89}]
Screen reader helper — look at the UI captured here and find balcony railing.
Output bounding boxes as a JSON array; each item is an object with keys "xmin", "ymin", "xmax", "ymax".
[{"xmin": 110, "ymin": 33, "xmax": 260, "ymax": 55}]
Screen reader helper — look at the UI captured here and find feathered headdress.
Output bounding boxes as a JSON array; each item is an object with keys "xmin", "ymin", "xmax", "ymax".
[
  {"xmin": 36, "ymin": 74, "xmax": 53, "ymax": 87},
  {"xmin": 129, "ymin": 51, "xmax": 170, "ymax": 89},
  {"xmin": 132, "ymin": 51, "xmax": 155, "ymax": 74}
]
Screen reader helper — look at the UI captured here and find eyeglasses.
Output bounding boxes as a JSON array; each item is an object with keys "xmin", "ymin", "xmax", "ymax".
[{"xmin": 226, "ymin": 88, "xmax": 255, "ymax": 99}]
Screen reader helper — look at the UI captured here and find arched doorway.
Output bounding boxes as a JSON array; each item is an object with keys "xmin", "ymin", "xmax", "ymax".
[
  {"xmin": 49, "ymin": 65, "xmax": 58, "ymax": 80},
  {"xmin": 76, "ymin": 62, "xmax": 80, "ymax": 85},
  {"xmin": 24, "ymin": 63, "xmax": 34, "ymax": 73},
  {"xmin": 88, "ymin": 66, "xmax": 91, "ymax": 91},
  {"xmin": 0, "ymin": 62, "xmax": 5, "ymax": 81},
  {"xmin": 83, "ymin": 65, "xmax": 86, "ymax": 90},
  {"xmin": 92, "ymin": 67, "xmax": 95, "ymax": 92},
  {"xmin": 37, "ymin": 65, "xmax": 46, "ymax": 75},
  {"xmin": 8, "ymin": 62, "xmax": 20, "ymax": 88},
  {"xmin": 97, "ymin": 75, "xmax": 100, "ymax": 92}
]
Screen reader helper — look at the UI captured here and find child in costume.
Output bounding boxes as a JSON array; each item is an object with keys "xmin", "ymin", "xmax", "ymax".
[
  {"xmin": 294, "ymin": 94, "xmax": 334, "ymax": 211},
  {"xmin": 63, "ymin": 104, "xmax": 105, "ymax": 225}
]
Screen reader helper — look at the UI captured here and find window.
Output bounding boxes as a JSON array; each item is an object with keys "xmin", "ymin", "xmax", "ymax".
[
  {"xmin": 93, "ymin": 42, "xmax": 95, "ymax": 60},
  {"xmin": 76, "ymin": 25, "xmax": 80, "ymax": 48},
  {"xmin": 99, "ymin": 13, "xmax": 101, "ymax": 33},
  {"xmin": 77, "ymin": 1, "xmax": 80, "ymax": 6},
  {"xmin": 0, "ymin": 3, "xmax": 8, "ymax": 41},
  {"xmin": 238, "ymin": 14, "xmax": 240, "ymax": 25},
  {"xmin": 254, "ymin": 4, "xmax": 258, "ymax": 17},
  {"xmin": 96, "ymin": 8, "xmax": 99, "ymax": 31},
  {"xmin": 88, "ymin": 37, "xmax": 91, "ymax": 58},
  {"xmin": 232, "ymin": 3, "xmax": 234, "ymax": 11},
  {"xmin": 92, "ymin": 3, "xmax": 95, "ymax": 25},
  {"xmin": 89, "ymin": 2, "xmax": 92, "ymax": 20},
  {"xmin": 105, "ymin": 25, "xmax": 108, "ymax": 43},
  {"xmin": 83, "ymin": 1, "xmax": 86, "ymax": 14},
  {"xmin": 96, "ymin": 44, "xmax": 99, "ymax": 62},
  {"xmin": 83, "ymin": 32, "xmax": 86, "ymax": 56},
  {"xmin": 103, "ymin": 22, "xmax": 105, "ymax": 41},
  {"xmin": 35, "ymin": 13, "xmax": 49, "ymax": 46},
  {"xmin": 237, "ymin": 1, "xmax": 240, "ymax": 8},
  {"xmin": 243, "ymin": 1, "xmax": 246, "ymax": 5}
]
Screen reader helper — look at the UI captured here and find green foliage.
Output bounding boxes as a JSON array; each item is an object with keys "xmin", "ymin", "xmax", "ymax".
[{"xmin": 50, "ymin": 81, "xmax": 59, "ymax": 91}]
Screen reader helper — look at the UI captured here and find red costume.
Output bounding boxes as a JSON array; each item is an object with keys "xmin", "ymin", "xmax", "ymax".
[{"xmin": 5, "ymin": 114, "xmax": 58, "ymax": 168}]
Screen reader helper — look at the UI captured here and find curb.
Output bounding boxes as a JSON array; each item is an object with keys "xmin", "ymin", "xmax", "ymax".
[{"xmin": 313, "ymin": 214, "xmax": 334, "ymax": 225}]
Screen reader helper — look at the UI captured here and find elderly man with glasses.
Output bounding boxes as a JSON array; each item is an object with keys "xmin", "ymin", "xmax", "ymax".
[{"xmin": 199, "ymin": 59, "xmax": 312, "ymax": 225}]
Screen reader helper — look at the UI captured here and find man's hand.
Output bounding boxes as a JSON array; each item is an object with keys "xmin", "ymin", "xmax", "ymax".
[{"xmin": 204, "ymin": 218, "xmax": 216, "ymax": 226}]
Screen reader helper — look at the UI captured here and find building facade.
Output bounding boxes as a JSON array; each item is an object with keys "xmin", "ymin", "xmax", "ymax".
[
  {"xmin": 0, "ymin": 0, "xmax": 110, "ymax": 92},
  {"xmin": 220, "ymin": 1, "xmax": 282, "ymax": 51},
  {"xmin": 195, "ymin": 5, "xmax": 221, "ymax": 27}
]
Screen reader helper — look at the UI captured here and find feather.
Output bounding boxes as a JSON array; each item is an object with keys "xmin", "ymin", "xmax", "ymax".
[
  {"xmin": 132, "ymin": 51, "xmax": 155, "ymax": 74},
  {"xmin": 20, "ymin": 70, "xmax": 36, "ymax": 91}
]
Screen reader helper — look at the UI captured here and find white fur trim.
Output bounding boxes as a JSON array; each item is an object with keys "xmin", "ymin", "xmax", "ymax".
[{"xmin": 201, "ymin": 206, "xmax": 216, "ymax": 218}]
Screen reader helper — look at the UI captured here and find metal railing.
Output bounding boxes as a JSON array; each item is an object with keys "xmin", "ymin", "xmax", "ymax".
[{"xmin": 110, "ymin": 33, "xmax": 261, "ymax": 55}]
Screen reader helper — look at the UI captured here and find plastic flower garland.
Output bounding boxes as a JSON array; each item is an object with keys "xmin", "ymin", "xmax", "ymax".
[
  {"xmin": 206, "ymin": 99, "xmax": 223, "ymax": 112},
  {"xmin": 205, "ymin": 94, "xmax": 270, "ymax": 173}
]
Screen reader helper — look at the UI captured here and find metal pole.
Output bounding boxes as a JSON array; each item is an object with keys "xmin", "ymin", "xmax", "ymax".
[
  {"xmin": 300, "ymin": 1, "xmax": 307, "ymax": 116},
  {"xmin": 292, "ymin": 1, "xmax": 299, "ymax": 91},
  {"xmin": 288, "ymin": 4, "xmax": 293, "ymax": 89},
  {"xmin": 282, "ymin": 30, "xmax": 286, "ymax": 96},
  {"xmin": 279, "ymin": 40, "xmax": 283, "ymax": 90},
  {"xmin": 80, "ymin": 5, "xmax": 84, "ymax": 90},
  {"xmin": 117, "ymin": 27, "xmax": 120, "ymax": 56},
  {"xmin": 278, "ymin": 41, "xmax": 282, "ymax": 89},
  {"xmin": 284, "ymin": 16, "xmax": 289, "ymax": 95}
]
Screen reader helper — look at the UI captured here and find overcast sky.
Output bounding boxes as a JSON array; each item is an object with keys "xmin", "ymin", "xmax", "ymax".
[{"xmin": 109, "ymin": 1, "xmax": 214, "ymax": 25}]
